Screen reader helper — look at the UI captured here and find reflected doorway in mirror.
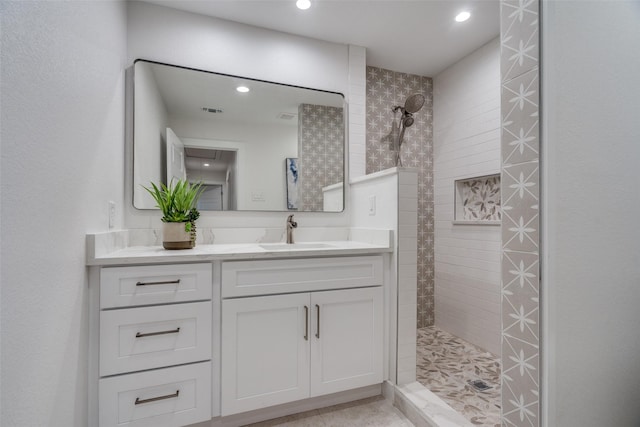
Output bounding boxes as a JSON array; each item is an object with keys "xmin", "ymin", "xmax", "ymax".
[{"xmin": 286, "ymin": 157, "xmax": 299, "ymax": 210}]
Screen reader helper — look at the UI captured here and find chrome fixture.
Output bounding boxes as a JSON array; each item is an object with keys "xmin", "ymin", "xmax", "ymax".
[
  {"xmin": 286, "ymin": 214, "xmax": 298, "ymax": 244},
  {"xmin": 391, "ymin": 93, "xmax": 426, "ymax": 166}
]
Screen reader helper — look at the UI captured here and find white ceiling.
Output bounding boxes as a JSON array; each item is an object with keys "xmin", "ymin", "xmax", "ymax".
[
  {"xmin": 142, "ymin": 0, "xmax": 500, "ymax": 77},
  {"xmin": 147, "ymin": 60, "xmax": 344, "ymax": 126}
]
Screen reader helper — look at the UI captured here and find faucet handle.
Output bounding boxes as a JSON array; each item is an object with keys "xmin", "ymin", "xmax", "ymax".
[{"xmin": 287, "ymin": 214, "xmax": 298, "ymax": 228}]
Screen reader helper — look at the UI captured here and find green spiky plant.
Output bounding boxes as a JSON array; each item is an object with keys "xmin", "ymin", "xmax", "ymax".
[{"xmin": 143, "ymin": 179, "xmax": 204, "ymax": 233}]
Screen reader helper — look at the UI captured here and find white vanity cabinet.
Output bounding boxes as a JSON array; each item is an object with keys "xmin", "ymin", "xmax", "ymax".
[
  {"xmin": 220, "ymin": 256, "xmax": 384, "ymax": 416},
  {"xmin": 88, "ymin": 239, "xmax": 391, "ymax": 426},
  {"xmin": 91, "ymin": 263, "xmax": 214, "ymax": 427}
]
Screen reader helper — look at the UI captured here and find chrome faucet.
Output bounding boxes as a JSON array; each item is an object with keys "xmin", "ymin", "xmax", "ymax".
[{"xmin": 286, "ymin": 214, "xmax": 298, "ymax": 244}]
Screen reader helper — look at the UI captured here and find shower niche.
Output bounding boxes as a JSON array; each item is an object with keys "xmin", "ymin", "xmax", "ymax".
[{"xmin": 453, "ymin": 174, "xmax": 501, "ymax": 224}]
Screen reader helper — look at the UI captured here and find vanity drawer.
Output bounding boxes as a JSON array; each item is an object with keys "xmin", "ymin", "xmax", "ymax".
[
  {"xmin": 100, "ymin": 263, "xmax": 212, "ymax": 308},
  {"xmin": 100, "ymin": 301, "xmax": 211, "ymax": 376},
  {"xmin": 99, "ymin": 361, "xmax": 211, "ymax": 427},
  {"xmin": 221, "ymin": 255, "xmax": 383, "ymax": 298}
]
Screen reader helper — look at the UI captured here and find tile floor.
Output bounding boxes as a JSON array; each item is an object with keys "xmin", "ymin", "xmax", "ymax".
[
  {"xmin": 245, "ymin": 395, "xmax": 414, "ymax": 427},
  {"xmin": 416, "ymin": 326, "xmax": 501, "ymax": 426}
]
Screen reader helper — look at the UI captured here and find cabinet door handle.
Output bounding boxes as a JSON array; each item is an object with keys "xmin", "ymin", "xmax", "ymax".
[
  {"xmin": 136, "ymin": 279, "xmax": 181, "ymax": 286},
  {"xmin": 135, "ymin": 390, "xmax": 179, "ymax": 405},
  {"xmin": 304, "ymin": 305, "xmax": 309, "ymax": 340},
  {"xmin": 315, "ymin": 304, "xmax": 320, "ymax": 339},
  {"xmin": 135, "ymin": 327, "xmax": 180, "ymax": 338}
]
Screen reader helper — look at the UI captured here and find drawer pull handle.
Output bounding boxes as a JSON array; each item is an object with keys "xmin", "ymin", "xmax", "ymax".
[
  {"xmin": 136, "ymin": 279, "xmax": 181, "ymax": 286},
  {"xmin": 135, "ymin": 390, "xmax": 179, "ymax": 405},
  {"xmin": 304, "ymin": 305, "xmax": 309, "ymax": 341},
  {"xmin": 315, "ymin": 304, "xmax": 320, "ymax": 339},
  {"xmin": 135, "ymin": 327, "xmax": 180, "ymax": 338}
]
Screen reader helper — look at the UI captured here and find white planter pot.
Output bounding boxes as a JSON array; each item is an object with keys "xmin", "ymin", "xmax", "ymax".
[{"xmin": 162, "ymin": 222, "xmax": 193, "ymax": 250}]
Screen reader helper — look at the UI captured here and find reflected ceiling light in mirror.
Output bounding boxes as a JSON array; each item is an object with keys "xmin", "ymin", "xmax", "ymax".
[
  {"xmin": 296, "ymin": 0, "xmax": 311, "ymax": 10},
  {"xmin": 455, "ymin": 11, "xmax": 471, "ymax": 22},
  {"xmin": 236, "ymin": 85, "xmax": 250, "ymax": 93},
  {"xmin": 132, "ymin": 60, "xmax": 345, "ymax": 212}
]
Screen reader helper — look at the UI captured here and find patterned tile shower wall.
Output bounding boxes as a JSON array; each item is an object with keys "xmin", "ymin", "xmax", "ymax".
[
  {"xmin": 365, "ymin": 66, "xmax": 434, "ymax": 327},
  {"xmin": 297, "ymin": 103, "xmax": 345, "ymax": 211},
  {"xmin": 500, "ymin": 0, "xmax": 540, "ymax": 425}
]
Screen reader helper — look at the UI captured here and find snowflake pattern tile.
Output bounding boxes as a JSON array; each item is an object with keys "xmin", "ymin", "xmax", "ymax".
[
  {"xmin": 500, "ymin": 0, "xmax": 540, "ymax": 425},
  {"xmin": 298, "ymin": 103, "xmax": 344, "ymax": 211},
  {"xmin": 501, "ymin": 0, "xmax": 539, "ymax": 83},
  {"xmin": 366, "ymin": 66, "xmax": 434, "ymax": 327}
]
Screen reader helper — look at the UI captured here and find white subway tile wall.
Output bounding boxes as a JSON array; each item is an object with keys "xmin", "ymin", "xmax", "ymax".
[
  {"xmin": 433, "ymin": 39, "xmax": 502, "ymax": 356},
  {"xmin": 397, "ymin": 171, "xmax": 419, "ymax": 384},
  {"xmin": 349, "ymin": 45, "xmax": 367, "ymax": 180}
]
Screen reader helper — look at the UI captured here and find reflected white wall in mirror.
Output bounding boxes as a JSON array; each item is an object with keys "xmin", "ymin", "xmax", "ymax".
[{"xmin": 133, "ymin": 60, "xmax": 345, "ymax": 212}]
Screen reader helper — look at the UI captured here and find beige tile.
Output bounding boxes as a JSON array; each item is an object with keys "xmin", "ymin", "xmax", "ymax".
[
  {"xmin": 501, "ymin": 186, "xmax": 539, "ymax": 252},
  {"xmin": 246, "ymin": 396, "xmax": 413, "ymax": 427},
  {"xmin": 244, "ymin": 409, "xmax": 325, "ymax": 427},
  {"xmin": 501, "ymin": 69, "xmax": 540, "ymax": 166},
  {"xmin": 500, "ymin": 2, "xmax": 541, "ymax": 424},
  {"xmin": 416, "ymin": 326, "xmax": 501, "ymax": 427},
  {"xmin": 366, "ymin": 65, "xmax": 435, "ymax": 329},
  {"xmin": 500, "ymin": 0, "xmax": 540, "ymax": 83},
  {"xmin": 318, "ymin": 396, "xmax": 414, "ymax": 427},
  {"xmin": 502, "ymin": 250, "xmax": 539, "ymax": 294}
]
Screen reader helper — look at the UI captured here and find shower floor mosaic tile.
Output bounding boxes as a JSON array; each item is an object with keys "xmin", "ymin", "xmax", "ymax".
[{"xmin": 416, "ymin": 326, "xmax": 501, "ymax": 426}]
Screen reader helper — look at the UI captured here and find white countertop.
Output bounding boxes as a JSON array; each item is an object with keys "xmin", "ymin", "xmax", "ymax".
[{"xmin": 87, "ymin": 229, "xmax": 393, "ymax": 266}]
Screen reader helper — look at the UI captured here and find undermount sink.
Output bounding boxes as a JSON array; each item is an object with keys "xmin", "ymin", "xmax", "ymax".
[{"xmin": 259, "ymin": 242, "xmax": 335, "ymax": 250}]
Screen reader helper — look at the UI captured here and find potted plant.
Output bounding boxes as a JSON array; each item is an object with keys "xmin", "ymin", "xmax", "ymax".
[{"xmin": 143, "ymin": 179, "xmax": 204, "ymax": 249}]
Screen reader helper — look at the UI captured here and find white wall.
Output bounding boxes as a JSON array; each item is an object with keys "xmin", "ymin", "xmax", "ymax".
[
  {"xmin": 126, "ymin": 1, "xmax": 353, "ymax": 228},
  {"xmin": 0, "ymin": 2, "xmax": 127, "ymax": 426},
  {"xmin": 433, "ymin": 39, "xmax": 501, "ymax": 354},
  {"xmin": 172, "ymin": 120, "xmax": 297, "ymax": 211},
  {"xmin": 542, "ymin": 2, "xmax": 640, "ymax": 426}
]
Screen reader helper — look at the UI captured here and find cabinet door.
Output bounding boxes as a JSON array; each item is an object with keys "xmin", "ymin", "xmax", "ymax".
[
  {"xmin": 221, "ymin": 293, "xmax": 310, "ymax": 415},
  {"xmin": 310, "ymin": 287, "xmax": 383, "ymax": 397}
]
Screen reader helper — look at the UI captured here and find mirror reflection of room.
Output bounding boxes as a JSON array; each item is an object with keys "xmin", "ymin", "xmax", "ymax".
[
  {"xmin": 133, "ymin": 60, "xmax": 345, "ymax": 212},
  {"xmin": 184, "ymin": 147, "xmax": 236, "ymax": 211}
]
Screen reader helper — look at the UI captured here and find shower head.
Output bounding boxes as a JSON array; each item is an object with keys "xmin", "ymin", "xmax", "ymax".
[
  {"xmin": 403, "ymin": 116, "xmax": 415, "ymax": 128},
  {"xmin": 389, "ymin": 93, "xmax": 426, "ymax": 166},
  {"xmin": 404, "ymin": 93, "xmax": 425, "ymax": 114},
  {"xmin": 392, "ymin": 93, "xmax": 426, "ymax": 118}
]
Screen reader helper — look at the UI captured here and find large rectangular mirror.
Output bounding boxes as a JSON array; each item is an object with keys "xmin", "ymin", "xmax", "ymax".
[{"xmin": 133, "ymin": 60, "xmax": 345, "ymax": 212}]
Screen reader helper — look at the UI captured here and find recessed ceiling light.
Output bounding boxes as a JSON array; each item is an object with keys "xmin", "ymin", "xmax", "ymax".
[
  {"xmin": 203, "ymin": 163, "xmax": 210, "ymax": 167},
  {"xmin": 455, "ymin": 11, "xmax": 471, "ymax": 22},
  {"xmin": 236, "ymin": 86, "xmax": 250, "ymax": 93},
  {"xmin": 296, "ymin": 0, "xmax": 311, "ymax": 10}
]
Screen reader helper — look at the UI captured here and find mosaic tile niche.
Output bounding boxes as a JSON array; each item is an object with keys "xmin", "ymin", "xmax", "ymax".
[
  {"xmin": 298, "ymin": 103, "xmax": 345, "ymax": 211},
  {"xmin": 455, "ymin": 175, "xmax": 502, "ymax": 221},
  {"xmin": 365, "ymin": 66, "xmax": 434, "ymax": 327}
]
